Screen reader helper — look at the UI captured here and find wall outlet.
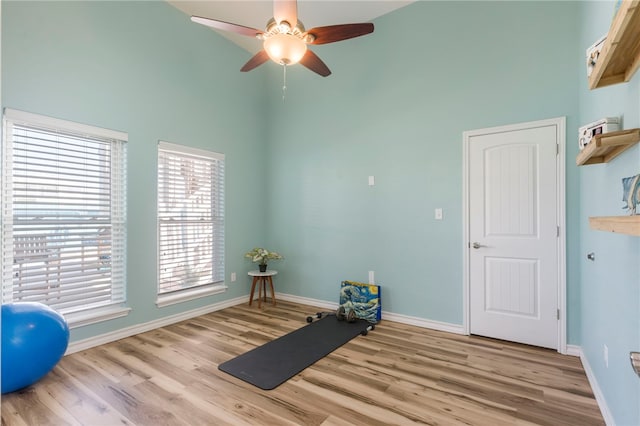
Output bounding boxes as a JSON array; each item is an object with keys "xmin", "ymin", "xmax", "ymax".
[
  {"xmin": 604, "ymin": 344, "xmax": 609, "ymax": 368},
  {"xmin": 368, "ymin": 176, "xmax": 375, "ymax": 186},
  {"xmin": 231, "ymin": 272, "xmax": 236, "ymax": 282},
  {"xmin": 435, "ymin": 208, "xmax": 443, "ymax": 220}
]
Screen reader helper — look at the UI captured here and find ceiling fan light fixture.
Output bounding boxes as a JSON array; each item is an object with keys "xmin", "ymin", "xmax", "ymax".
[
  {"xmin": 277, "ymin": 21, "xmax": 291, "ymax": 33},
  {"xmin": 264, "ymin": 33, "xmax": 307, "ymax": 65},
  {"xmin": 191, "ymin": 2, "xmax": 374, "ymax": 77}
]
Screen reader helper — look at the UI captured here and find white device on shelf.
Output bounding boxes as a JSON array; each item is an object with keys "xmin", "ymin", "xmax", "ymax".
[
  {"xmin": 578, "ymin": 117, "xmax": 620, "ymax": 150},
  {"xmin": 586, "ymin": 34, "xmax": 607, "ymax": 77}
]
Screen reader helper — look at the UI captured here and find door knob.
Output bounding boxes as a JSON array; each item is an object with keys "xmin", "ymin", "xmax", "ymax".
[{"xmin": 472, "ymin": 242, "xmax": 485, "ymax": 249}]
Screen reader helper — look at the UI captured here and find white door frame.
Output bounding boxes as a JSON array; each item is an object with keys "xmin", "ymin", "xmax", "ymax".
[{"xmin": 462, "ymin": 117, "xmax": 567, "ymax": 354}]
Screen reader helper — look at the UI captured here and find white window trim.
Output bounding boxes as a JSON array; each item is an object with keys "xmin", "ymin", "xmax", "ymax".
[
  {"xmin": 65, "ymin": 305, "xmax": 132, "ymax": 329},
  {"xmin": 156, "ymin": 283, "xmax": 228, "ymax": 308},
  {"xmin": 2, "ymin": 108, "xmax": 129, "ymax": 326},
  {"xmin": 4, "ymin": 108, "xmax": 128, "ymax": 142},
  {"xmin": 158, "ymin": 141, "xmax": 223, "ymax": 161},
  {"xmin": 156, "ymin": 141, "xmax": 226, "ymax": 305}
]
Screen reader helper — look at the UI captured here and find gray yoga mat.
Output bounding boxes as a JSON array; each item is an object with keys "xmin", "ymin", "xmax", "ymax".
[{"xmin": 218, "ymin": 315, "xmax": 372, "ymax": 390}]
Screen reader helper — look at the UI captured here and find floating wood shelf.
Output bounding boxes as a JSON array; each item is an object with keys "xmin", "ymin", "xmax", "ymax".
[
  {"xmin": 576, "ymin": 128, "xmax": 640, "ymax": 166},
  {"xmin": 589, "ymin": 216, "xmax": 640, "ymax": 236},
  {"xmin": 589, "ymin": 0, "xmax": 640, "ymax": 89}
]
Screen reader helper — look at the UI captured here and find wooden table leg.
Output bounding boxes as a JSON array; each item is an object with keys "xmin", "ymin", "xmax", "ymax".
[
  {"xmin": 258, "ymin": 278, "xmax": 264, "ymax": 308},
  {"xmin": 268, "ymin": 276, "xmax": 276, "ymax": 306},
  {"xmin": 249, "ymin": 276, "xmax": 259, "ymax": 306}
]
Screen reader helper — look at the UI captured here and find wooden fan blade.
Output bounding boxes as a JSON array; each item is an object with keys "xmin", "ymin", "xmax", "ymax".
[
  {"xmin": 306, "ymin": 23, "xmax": 374, "ymax": 45},
  {"xmin": 273, "ymin": 0, "xmax": 297, "ymax": 28},
  {"xmin": 191, "ymin": 16, "xmax": 263, "ymax": 38},
  {"xmin": 241, "ymin": 50, "xmax": 270, "ymax": 72},
  {"xmin": 299, "ymin": 50, "xmax": 331, "ymax": 77}
]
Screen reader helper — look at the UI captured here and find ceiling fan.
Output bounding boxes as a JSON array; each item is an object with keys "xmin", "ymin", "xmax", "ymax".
[{"xmin": 191, "ymin": 0, "xmax": 374, "ymax": 77}]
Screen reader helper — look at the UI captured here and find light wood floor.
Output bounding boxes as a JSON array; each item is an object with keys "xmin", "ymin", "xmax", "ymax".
[{"xmin": 1, "ymin": 300, "xmax": 604, "ymax": 426}]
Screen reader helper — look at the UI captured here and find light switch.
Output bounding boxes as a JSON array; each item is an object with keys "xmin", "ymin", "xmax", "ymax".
[
  {"xmin": 368, "ymin": 270, "xmax": 375, "ymax": 284},
  {"xmin": 231, "ymin": 272, "xmax": 237, "ymax": 282},
  {"xmin": 435, "ymin": 208, "xmax": 443, "ymax": 220},
  {"xmin": 368, "ymin": 176, "xmax": 375, "ymax": 186}
]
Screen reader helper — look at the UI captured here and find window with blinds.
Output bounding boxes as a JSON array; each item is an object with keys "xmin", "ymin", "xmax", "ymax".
[
  {"xmin": 1, "ymin": 109, "xmax": 127, "ymax": 321},
  {"xmin": 157, "ymin": 142, "xmax": 225, "ymax": 304}
]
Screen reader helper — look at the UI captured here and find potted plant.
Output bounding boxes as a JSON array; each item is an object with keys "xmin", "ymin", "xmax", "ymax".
[{"xmin": 245, "ymin": 247, "xmax": 283, "ymax": 272}]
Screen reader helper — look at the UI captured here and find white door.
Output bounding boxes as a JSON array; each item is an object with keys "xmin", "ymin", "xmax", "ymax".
[{"xmin": 467, "ymin": 121, "xmax": 560, "ymax": 349}]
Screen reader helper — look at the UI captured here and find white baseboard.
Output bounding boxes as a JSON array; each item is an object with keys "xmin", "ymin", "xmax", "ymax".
[
  {"xmin": 277, "ymin": 293, "xmax": 464, "ymax": 335},
  {"xmin": 277, "ymin": 293, "xmax": 339, "ymax": 311},
  {"xmin": 66, "ymin": 292, "xmax": 464, "ymax": 356},
  {"xmin": 382, "ymin": 311, "xmax": 465, "ymax": 335},
  {"xmin": 572, "ymin": 346, "xmax": 615, "ymax": 426},
  {"xmin": 566, "ymin": 344, "xmax": 581, "ymax": 357},
  {"xmin": 65, "ymin": 295, "xmax": 247, "ymax": 355}
]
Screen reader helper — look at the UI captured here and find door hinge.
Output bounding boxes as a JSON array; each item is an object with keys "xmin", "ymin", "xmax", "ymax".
[
  {"xmin": 556, "ymin": 143, "xmax": 559, "ymax": 155},
  {"xmin": 557, "ymin": 309, "xmax": 560, "ymax": 320},
  {"xmin": 557, "ymin": 226, "xmax": 560, "ymax": 237}
]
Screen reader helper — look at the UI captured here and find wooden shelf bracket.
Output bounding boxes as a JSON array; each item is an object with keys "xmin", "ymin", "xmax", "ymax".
[{"xmin": 588, "ymin": 0, "xmax": 640, "ymax": 89}]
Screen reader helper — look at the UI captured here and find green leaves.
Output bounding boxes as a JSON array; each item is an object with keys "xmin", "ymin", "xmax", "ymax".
[{"xmin": 244, "ymin": 247, "xmax": 284, "ymax": 265}]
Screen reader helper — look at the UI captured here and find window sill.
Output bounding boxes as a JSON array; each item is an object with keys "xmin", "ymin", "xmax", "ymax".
[
  {"xmin": 65, "ymin": 305, "xmax": 132, "ymax": 329},
  {"xmin": 156, "ymin": 284, "xmax": 228, "ymax": 308}
]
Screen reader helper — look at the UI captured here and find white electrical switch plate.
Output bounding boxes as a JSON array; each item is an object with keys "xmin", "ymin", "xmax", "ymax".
[
  {"xmin": 368, "ymin": 176, "xmax": 375, "ymax": 186},
  {"xmin": 231, "ymin": 272, "xmax": 237, "ymax": 282},
  {"xmin": 368, "ymin": 271, "xmax": 375, "ymax": 284},
  {"xmin": 435, "ymin": 208, "xmax": 443, "ymax": 220}
]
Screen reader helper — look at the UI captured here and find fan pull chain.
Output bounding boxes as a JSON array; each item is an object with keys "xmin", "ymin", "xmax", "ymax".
[{"xmin": 282, "ymin": 64, "xmax": 287, "ymax": 103}]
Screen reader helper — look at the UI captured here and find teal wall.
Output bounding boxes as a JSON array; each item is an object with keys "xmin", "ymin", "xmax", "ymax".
[
  {"xmin": 265, "ymin": 0, "xmax": 581, "ymax": 330},
  {"xmin": 3, "ymin": 1, "xmax": 639, "ymax": 423},
  {"xmin": 2, "ymin": 1, "xmax": 269, "ymax": 341},
  {"xmin": 578, "ymin": 2, "xmax": 640, "ymax": 425}
]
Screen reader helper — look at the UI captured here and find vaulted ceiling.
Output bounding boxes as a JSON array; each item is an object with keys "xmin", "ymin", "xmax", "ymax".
[{"xmin": 167, "ymin": 1, "xmax": 413, "ymax": 53}]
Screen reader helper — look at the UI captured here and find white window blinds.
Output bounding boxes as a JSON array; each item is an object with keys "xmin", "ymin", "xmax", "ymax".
[
  {"xmin": 1, "ymin": 109, "xmax": 127, "ymax": 316},
  {"xmin": 157, "ymin": 142, "xmax": 225, "ymax": 296}
]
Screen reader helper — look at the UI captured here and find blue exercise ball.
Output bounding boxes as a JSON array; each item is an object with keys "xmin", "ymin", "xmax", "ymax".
[{"xmin": 2, "ymin": 302, "xmax": 69, "ymax": 394}]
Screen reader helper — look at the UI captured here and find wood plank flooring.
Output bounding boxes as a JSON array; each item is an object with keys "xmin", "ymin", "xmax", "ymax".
[{"xmin": 1, "ymin": 301, "xmax": 604, "ymax": 425}]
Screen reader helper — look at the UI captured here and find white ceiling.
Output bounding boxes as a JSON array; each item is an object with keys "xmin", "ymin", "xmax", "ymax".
[{"xmin": 167, "ymin": 1, "xmax": 413, "ymax": 53}]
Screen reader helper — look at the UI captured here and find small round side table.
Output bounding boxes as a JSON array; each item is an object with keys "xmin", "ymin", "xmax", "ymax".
[{"xmin": 248, "ymin": 270, "xmax": 278, "ymax": 308}]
